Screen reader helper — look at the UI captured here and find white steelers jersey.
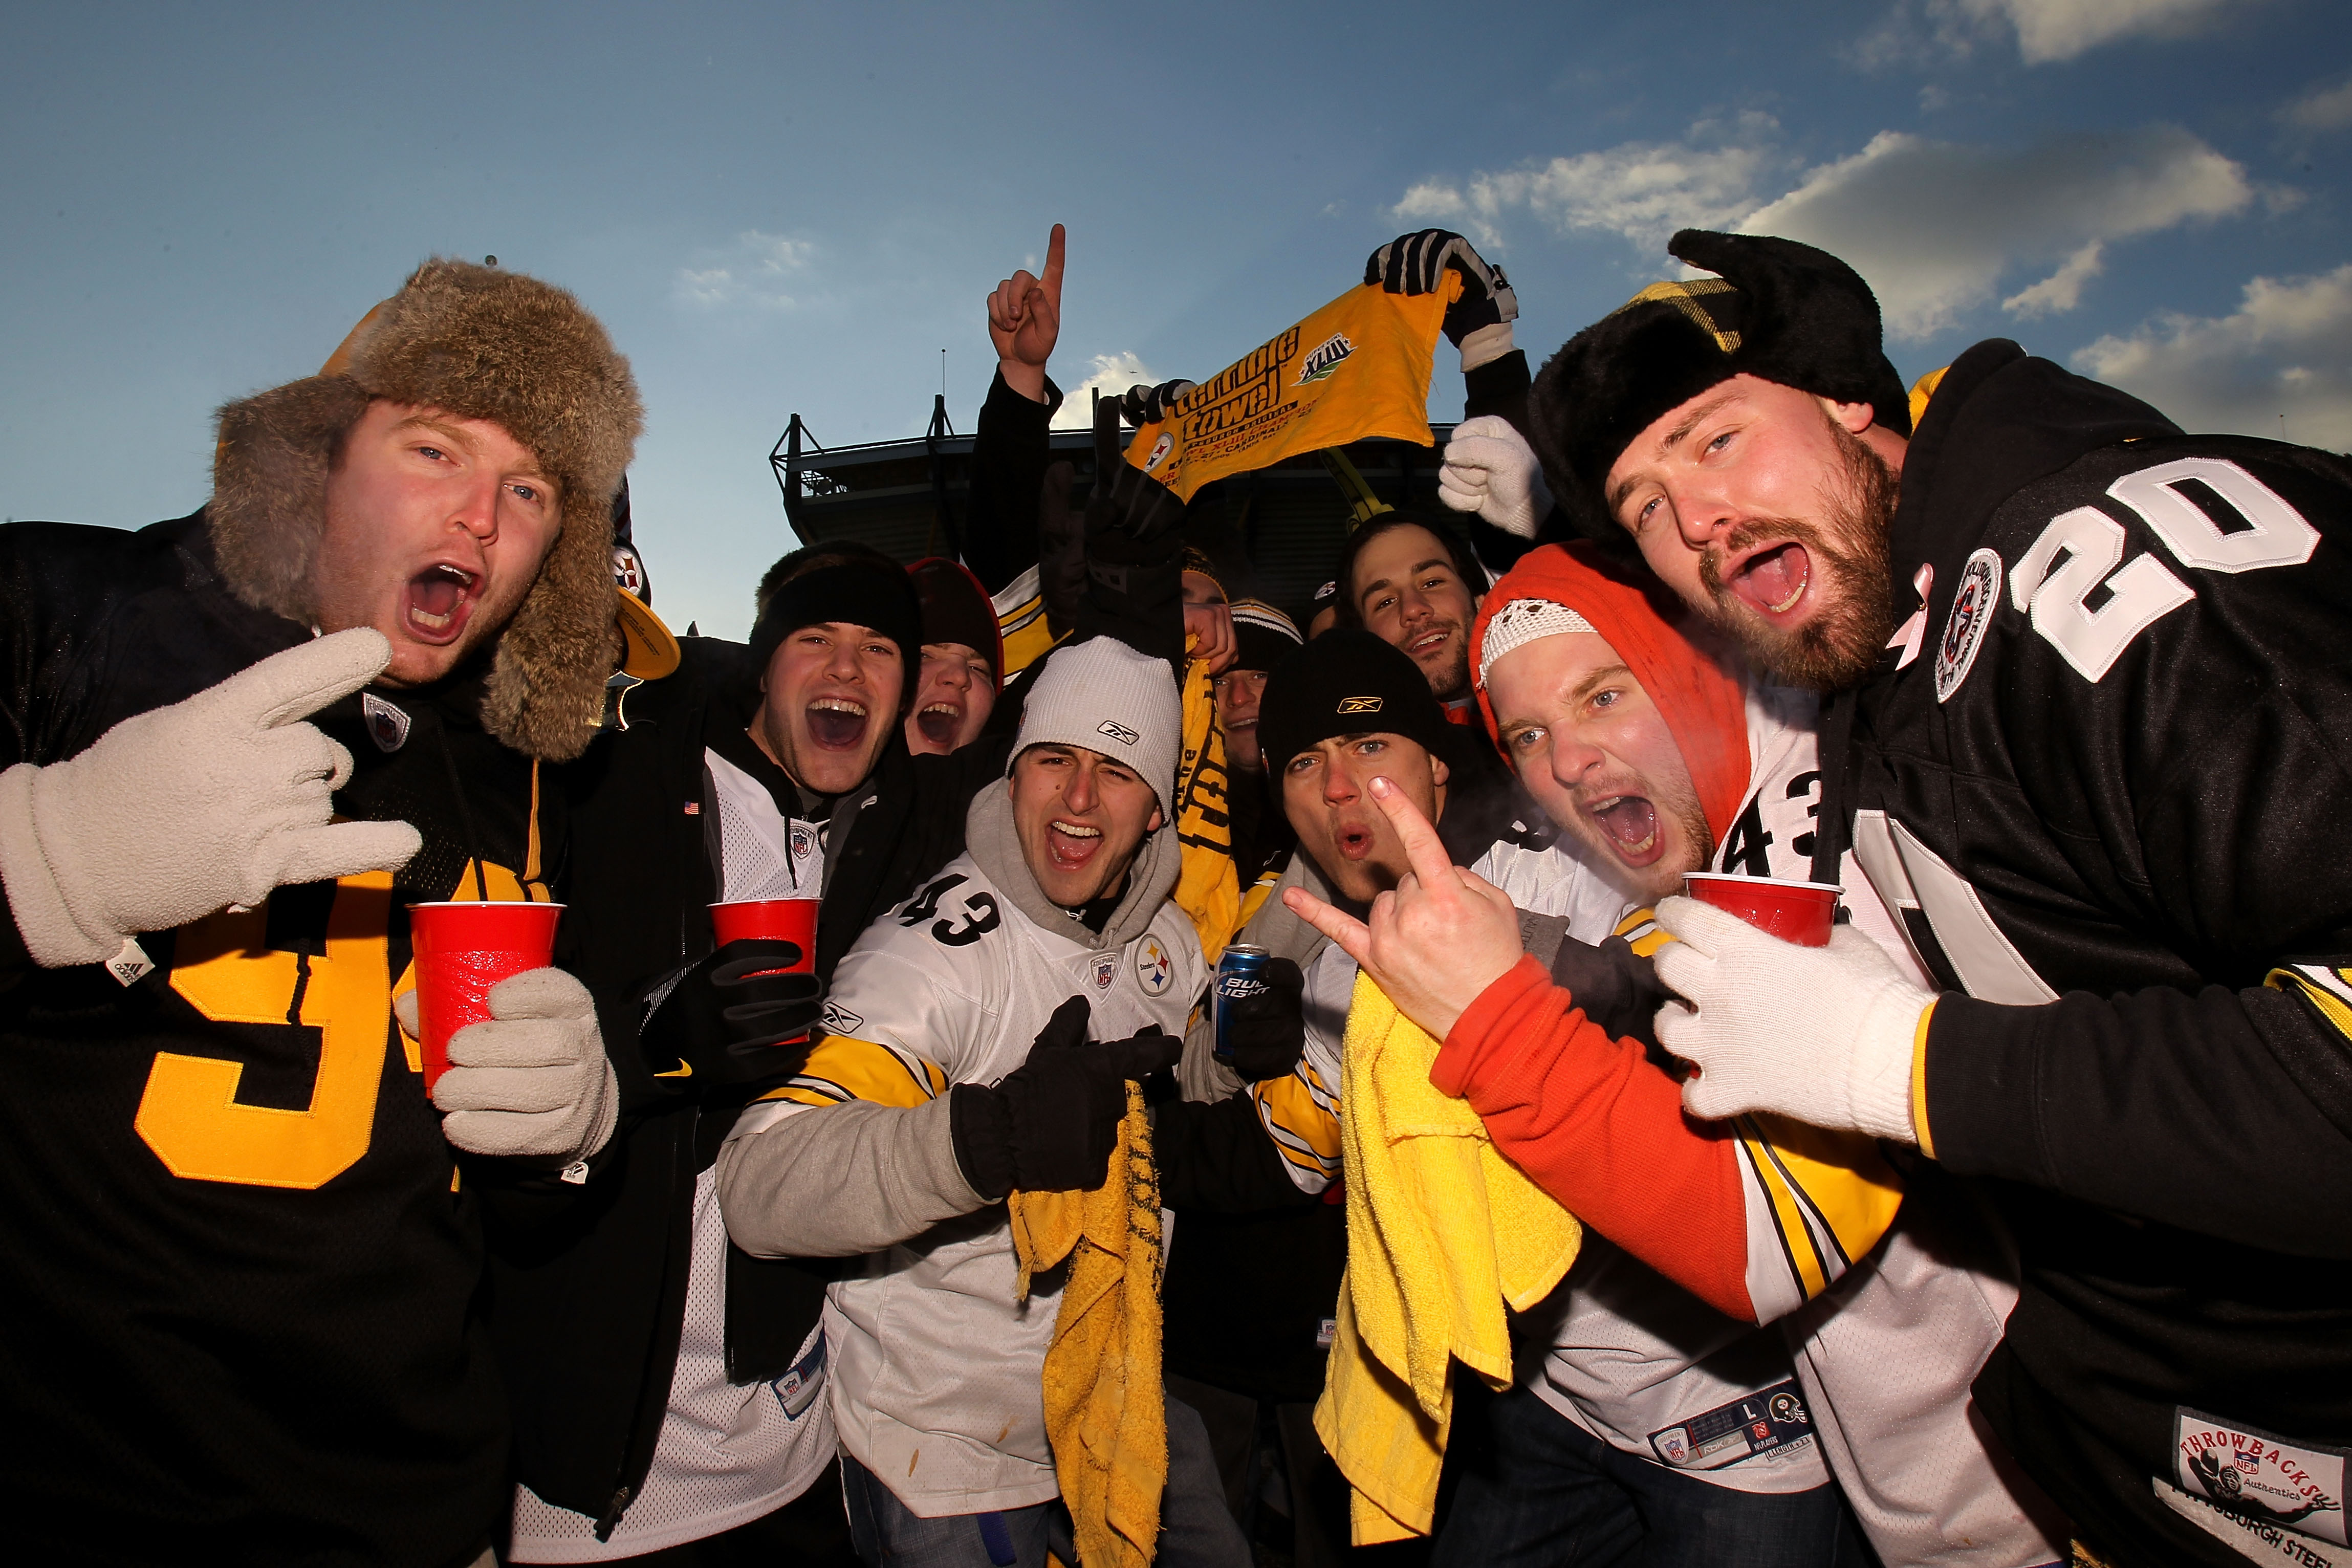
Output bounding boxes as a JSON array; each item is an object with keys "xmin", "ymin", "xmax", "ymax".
[{"xmin": 778, "ymin": 850, "xmax": 1206, "ymax": 1518}]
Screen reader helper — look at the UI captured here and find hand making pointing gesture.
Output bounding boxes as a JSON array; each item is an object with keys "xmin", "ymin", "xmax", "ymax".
[
  {"xmin": 988, "ymin": 222, "xmax": 1065, "ymax": 403},
  {"xmin": 1281, "ymin": 774, "xmax": 1526, "ymax": 1041}
]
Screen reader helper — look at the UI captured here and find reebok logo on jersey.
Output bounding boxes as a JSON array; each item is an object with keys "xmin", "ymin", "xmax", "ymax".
[
  {"xmin": 1337, "ymin": 695, "xmax": 1383, "ymax": 715},
  {"xmin": 1097, "ymin": 720, "xmax": 1140, "ymax": 747},
  {"xmin": 820, "ymin": 1001, "xmax": 864, "ymax": 1035}
]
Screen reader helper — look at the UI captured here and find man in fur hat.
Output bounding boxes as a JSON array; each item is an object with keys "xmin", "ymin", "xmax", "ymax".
[
  {"xmin": 1516, "ymin": 229, "xmax": 2352, "ymax": 1568},
  {"xmin": 0, "ymin": 258, "xmax": 642, "ymax": 1565}
]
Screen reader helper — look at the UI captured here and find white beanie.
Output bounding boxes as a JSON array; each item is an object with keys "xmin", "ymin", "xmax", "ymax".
[
  {"xmin": 1013, "ymin": 637, "xmax": 1184, "ymax": 810},
  {"xmin": 1476, "ymin": 597, "xmax": 1597, "ymax": 689}
]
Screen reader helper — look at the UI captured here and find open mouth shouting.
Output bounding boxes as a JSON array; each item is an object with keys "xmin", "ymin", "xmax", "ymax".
[
  {"xmin": 404, "ymin": 562, "xmax": 481, "ymax": 646},
  {"xmin": 1046, "ymin": 817, "xmax": 1104, "ymax": 875},
  {"xmin": 1722, "ymin": 540, "xmax": 1812, "ymax": 621},
  {"xmin": 1583, "ymin": 791, "xmax": 1666, "ymax": 867},
  {"xmin": 914, "ymin": 698, "xmax": 964, "ymax": 748},
  {"xmin": 1332, "ymin": 816, "xmax": 1379, "ymax": 863},
  {"xmin": 805, "ymin": 696, "xmax": 870, "ymax": 750}
]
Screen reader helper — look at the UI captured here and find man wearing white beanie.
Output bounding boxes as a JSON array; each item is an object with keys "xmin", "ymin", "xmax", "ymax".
[{"xmin": 717, "ymin": 635, "xmax": 1242, "ymax": 1568}]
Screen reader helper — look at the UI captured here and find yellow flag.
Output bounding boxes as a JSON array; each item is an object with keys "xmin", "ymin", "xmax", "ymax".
[{"xmin": 1125, "ymin": 274, "xmax": 1461, "ymax": 502}]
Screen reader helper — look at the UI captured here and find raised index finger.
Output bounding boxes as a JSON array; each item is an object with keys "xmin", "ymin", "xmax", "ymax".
[
  {"xmin": 230, "ymin": 627, "xmax": 394, "ymax": 730},
  {"xmin": 1368, "ymin": 775, "xmax": 1462, "ymax": 891},
  {"xmin": 1040, "ymin": 223, "xmax": 1065, "ymax": 304}
]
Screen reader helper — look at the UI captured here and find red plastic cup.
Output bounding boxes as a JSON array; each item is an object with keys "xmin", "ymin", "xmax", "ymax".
[
  {"xmin": 710, "ymin": 898, "xmax": 820, "ymax": 975},
  {"xmin": 407, "ymin": 901, "xmax": 564, "ymax": 1088},
  {"xmin": 1683, "ymin": 874, "xmax": 1841, "ymax": 948}
]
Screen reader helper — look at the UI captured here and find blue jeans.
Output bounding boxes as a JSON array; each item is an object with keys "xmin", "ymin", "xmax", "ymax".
[
  {"xmin": 1432, "ymin": 1381, "xmax": 1869, "ymax": 1568},
  {"xmin": 840, "ymin": 1392, "xmax": 1248, "ymax": 1568}
]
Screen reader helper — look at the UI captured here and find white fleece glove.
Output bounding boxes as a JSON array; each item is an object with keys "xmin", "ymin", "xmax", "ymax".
[
  {"xmin": 1439, "ymin": 416, "xmax": 1554, "ymax": 541},
  {"xmin": 1651, "ymin": 896, "xmax": 1932, "ymax": 1142},
  {"xmin": 0, "ymin": 628, "xmax": 422, "ymax": 969},
  {"xmin": 403, "ymin": 968, "xmax": 620, "ymax": 1163}
]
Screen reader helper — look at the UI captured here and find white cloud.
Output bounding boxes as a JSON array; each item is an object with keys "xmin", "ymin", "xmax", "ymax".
[
  {"xmin": 1391, "ymin": 115, "xmax": 1783, "ymax": 253},
  {"xmin": 2074, "ymin": 265, "xmax": 2352, "ymax": 451},
  {"xmin": 1737, "ymin": 124, "xmax": 2251, "ymax": 338},
  {"xmin": 1050, "ymin": 352, "xmax": 1161, "ymax": 430},
  {"xmin": 1856, "ymin": 0, "xmax": 2240, "ymax": 67},
  {"xmin": 672, "ymin": 231, "xmax": 814, "ymax": 310},
  {"xmin": 2001, "ymin": 241, "xmax": 2105, "ymax": 317},
  {"xmin": 2281, "ymin": 74, "xmax": 2352, "ymax": 134}
]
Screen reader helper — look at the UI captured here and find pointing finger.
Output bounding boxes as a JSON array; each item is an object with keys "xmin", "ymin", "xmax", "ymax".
[
  {"xmin": 1367, "ymin": 776, "xmax": 1461, "ymax": 891},
  {"xmin": 1041, "ymin": 223, "xmax": 1065, "ymax": 302},
  {"xmin": 1282, "ymin": 886, "xmax": 1373, "ymax": 967},
  {"xmin": 222, "ymin": 628, "xmax": 394, "ymax": 730}
]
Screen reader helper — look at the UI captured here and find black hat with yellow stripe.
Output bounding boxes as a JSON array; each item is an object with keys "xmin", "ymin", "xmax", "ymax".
[{"xmin": 1526, "ymin": 229, "xmax": 1910, "ymax": 550}]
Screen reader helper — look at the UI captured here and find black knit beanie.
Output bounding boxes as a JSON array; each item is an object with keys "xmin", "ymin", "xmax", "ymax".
[
  {"xmin": 1527, "ymin": 230, "xmax": 1910, "ymax": 550},
  {"xmin": 1257, "ymin": 628, "xmax": 1455, "ymax": 776},
  {"xmin": 909, "ymin": 556, "xmax": 1002, "ymax": 683},
  {"xmin": 746, "ymin": 560, "xmax": 923, "ymax": 712}
]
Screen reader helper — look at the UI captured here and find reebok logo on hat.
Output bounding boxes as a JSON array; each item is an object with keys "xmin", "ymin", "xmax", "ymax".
[
  {"xmin": 1337, "ymin": 696, "xmax": 1384, "ymax": 714},
  {"xmin": 1097, "ymin": 720, "xmax": 1140, "ymax": 746}
]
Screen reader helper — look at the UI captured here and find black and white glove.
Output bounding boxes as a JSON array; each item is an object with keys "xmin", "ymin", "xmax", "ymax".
[
  {"xmin": 1216, "ymin": 955, "xmax": 1307, "ymax": 1081},
  {"xmin": 640, "ymin": 939, "xmax": 824, "ymax": 1087},
  {"xmin": 949, "ymin": 995, "xmax": 1184, "ymax": 1196},
  {"xmin": 1440, "ymin": 416, "xmax": 1554, "ymax": 540},
  {"xmin": 1119, "ymin": 379, "xmax": 1197, "ymax": 428},
  {"xmin": 1364, "ymin": 228, "xmax": 1519, "ymax": 349},
  {"xmin": 0, "ymin": 628, "xmax": 422, "ymax": 969},
  {"xmin": 399, "ymin": 968, "xmax": 620, "ymax": 1164},
  {"xmin": 1072, "ymin": 398, "xmax": 1187, "ymax": 665}
]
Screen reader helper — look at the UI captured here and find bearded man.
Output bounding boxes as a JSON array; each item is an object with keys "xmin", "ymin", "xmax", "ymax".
[{"xmin": 1523, "ymin": 228, "xmax": 2352, "ymax": 1568}]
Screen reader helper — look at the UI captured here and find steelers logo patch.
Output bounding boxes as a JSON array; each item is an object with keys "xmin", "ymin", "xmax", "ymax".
[{"xmin": 1135, "ymin": 935, "xmax": 1172, "ymax": 996}]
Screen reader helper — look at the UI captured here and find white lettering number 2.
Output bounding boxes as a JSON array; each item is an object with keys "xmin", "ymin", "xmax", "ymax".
[{"xmin": 2008, "ymin": 458, "xmax": 2319, "ymax": 682}]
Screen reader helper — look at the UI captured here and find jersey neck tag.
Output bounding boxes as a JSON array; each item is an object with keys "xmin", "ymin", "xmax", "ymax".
[{"xmin": 362, "ymin": 692, "xmax": 412, "ymax": 753}]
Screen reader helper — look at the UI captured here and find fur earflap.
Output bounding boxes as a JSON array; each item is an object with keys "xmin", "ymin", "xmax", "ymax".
[
  {"xmin": 1527, "ymin": 230, "xmax": 1909, "ymax": 550},
  {"xmin": 208, "ymin": 259, "xmax": 642, "ymax": 761}
]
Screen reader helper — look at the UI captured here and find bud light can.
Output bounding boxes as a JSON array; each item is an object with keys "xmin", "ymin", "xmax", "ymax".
[{"xmin": 1214, "ymin": 945, "xmax": 1272, "ymax": 1062}]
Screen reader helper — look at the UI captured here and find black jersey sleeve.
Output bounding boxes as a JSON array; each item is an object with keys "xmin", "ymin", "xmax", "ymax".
[
  {"xmin": 962, "ymin": 369, "xmax": 1063, "ymax": 596},
  {"xmin": 1918, "ymin": 440, "xmax": 2352, "ymax": 1258}
]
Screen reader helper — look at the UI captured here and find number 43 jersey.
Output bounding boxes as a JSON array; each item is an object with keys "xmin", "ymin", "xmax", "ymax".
[{"xmin": 1830, "ymin": 341, "xmax": 2352, "ymax": 1568}]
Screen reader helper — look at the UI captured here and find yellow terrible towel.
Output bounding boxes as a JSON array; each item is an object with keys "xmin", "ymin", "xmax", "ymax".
[
  {"xmin": 1171, "ymin": 650, "xmax": 1242, "ymax": 965},
  {"xmin": 1010, "ymin": 1084, "xmax": 1167, "ymax": 1568},
  {"xmin": 1314, "ymin": 971, "xmax": 1583, "ymax": 1544}
]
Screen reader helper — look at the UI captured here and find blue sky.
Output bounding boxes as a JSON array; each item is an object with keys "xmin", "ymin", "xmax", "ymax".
[{"xmin": 5, "ymin": 0, "xmax": 2347, "ymax": 640}]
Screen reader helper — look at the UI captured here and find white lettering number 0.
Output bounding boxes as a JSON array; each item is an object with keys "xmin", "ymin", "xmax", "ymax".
[{"xmin": 2008, "ymin": 459, "xmax": 2316, "ymax": 683}]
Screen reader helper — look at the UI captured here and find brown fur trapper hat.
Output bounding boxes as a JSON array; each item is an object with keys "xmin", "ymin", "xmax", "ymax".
[
  {"xmin": 1527, "ymin": 230, "xmax": 1909, "ymax": 552},
  {"xmin": 209, "ymin": 258, "xmax": 644, "ymax": 760}
]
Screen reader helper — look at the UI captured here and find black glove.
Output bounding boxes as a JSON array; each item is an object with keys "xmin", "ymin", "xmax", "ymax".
[
  {"xmin": 949, "ymin": 995, "xmax": 1185, "ymax": 1197},
  {"xmin": 1071, "ymin": 397, "xmax": 1186, "ymax": 665},
  {"xmin": 640, "ymin": 939, "xmax": 825, "ymax": 1087},
  {"xmin": 1215, "ymin": 955, "xmax": 1306, "ymax": 1081},
  {"xmin": 1550, "ymin": 932, "xmax": 1674, "ymax": 1052},
  {"xmin": 1364, "ymin": 228, "xmax": 1519, "ymax": 346},
  {"xmin": 1119, "ymin": 378, "xmax": 1198, "ymax": 428}
]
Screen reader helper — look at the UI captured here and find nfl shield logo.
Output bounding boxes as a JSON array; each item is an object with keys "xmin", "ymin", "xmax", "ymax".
[{"xmin": 1093, "ymin": 957, "xmax": 1118, "ymax": 991}]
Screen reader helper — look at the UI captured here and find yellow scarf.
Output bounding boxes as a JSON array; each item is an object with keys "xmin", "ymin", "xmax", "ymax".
[
  {"xmin": 1009, "ymin": 1087, "xmax": 1167, "ymax": 1568},
  {"xmin": 1125, "ymin": 276, "xmax": 1461, "ymax": 503}
]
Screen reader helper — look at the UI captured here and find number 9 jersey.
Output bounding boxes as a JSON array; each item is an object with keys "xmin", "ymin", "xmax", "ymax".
[{"xmin": 1827, "ymin": 341, "xmax": 2352, "ymax": 1568}]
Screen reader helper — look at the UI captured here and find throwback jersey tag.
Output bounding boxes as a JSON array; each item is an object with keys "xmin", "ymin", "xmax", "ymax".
[
  {"xmin": 772, "ymin": 1334, "xmax": 828, "ymax": 1421},
  {"xmin": 1934, "ymin": 549, "xmax": 2001, "ymax": 704},
  {"xmin": 2174, "ymin": 1408, "xmax": 2347, "ymax": 1547}
]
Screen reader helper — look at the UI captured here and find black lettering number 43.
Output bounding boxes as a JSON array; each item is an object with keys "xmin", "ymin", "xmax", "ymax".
[{"xmin": 2013, "ymin": 458, "xmax": 2316, "ymax": 682}]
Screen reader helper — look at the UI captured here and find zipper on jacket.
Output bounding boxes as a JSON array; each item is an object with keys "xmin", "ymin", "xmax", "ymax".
[{"xmin": 594, "ymin": 1483, "xmax": 633, "ymax": 1542}]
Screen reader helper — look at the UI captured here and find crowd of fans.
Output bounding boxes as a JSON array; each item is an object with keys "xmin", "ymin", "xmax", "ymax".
[{"xmin": 0, "ymin": 217, "xmax": 2343, "ymax": 1568}]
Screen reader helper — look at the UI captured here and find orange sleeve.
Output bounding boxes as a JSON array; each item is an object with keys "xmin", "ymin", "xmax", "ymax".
[{"xmin": 1431, "ymin": 954, "xmax": 1754, "ymax": 1321}]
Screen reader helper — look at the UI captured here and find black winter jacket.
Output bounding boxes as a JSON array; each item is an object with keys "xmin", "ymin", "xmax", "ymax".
[
  {"xmin": 0, "ymin": 512, "xmax": 531, "ymax": 1567},
  {"xmin": 484, "ymin": 637, "xmax": 1021, "ymax": 1536},
  {"xmin": 1817, "ymin": 341, "xmax": 2352, "ymax": 1567}
]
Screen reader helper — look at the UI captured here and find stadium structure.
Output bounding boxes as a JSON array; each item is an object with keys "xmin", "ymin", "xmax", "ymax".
[{"xmin": 770, "ymin": 393, "xmax": 1458, "ymax": 615}]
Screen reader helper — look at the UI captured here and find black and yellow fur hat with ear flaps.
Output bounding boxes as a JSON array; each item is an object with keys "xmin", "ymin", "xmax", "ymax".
[
  {"xmin": 207, "ymin": 258, "xmax": 646, "ymax": 762},
  {"xmin": 1526, "ymin": 229, "xmax": 1911, "ymax": 552}
]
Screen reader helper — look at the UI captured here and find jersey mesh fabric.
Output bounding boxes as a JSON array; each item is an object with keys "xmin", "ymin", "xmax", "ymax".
[{"xmin": 508, "ymin": 1169, "xmax": 835, "ymax": 1560}]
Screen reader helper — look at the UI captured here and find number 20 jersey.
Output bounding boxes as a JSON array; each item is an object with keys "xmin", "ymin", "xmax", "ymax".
[{"xmin": 1828, "ymin": 342, "xmax": 2352, "ymax": 1567}]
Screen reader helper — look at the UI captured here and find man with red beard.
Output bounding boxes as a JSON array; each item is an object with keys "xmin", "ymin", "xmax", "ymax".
[
  {"xmin": 1292, "ymin": 540, "xmax": 2067, "ymax": 1566},
  {"xmin": 0, "ymin": 259, "xmax": 643, "ymax": 1563},
  {"xmin": 1518, "ymin": 228, "xmax": 2352, "ymax": 1568}
]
